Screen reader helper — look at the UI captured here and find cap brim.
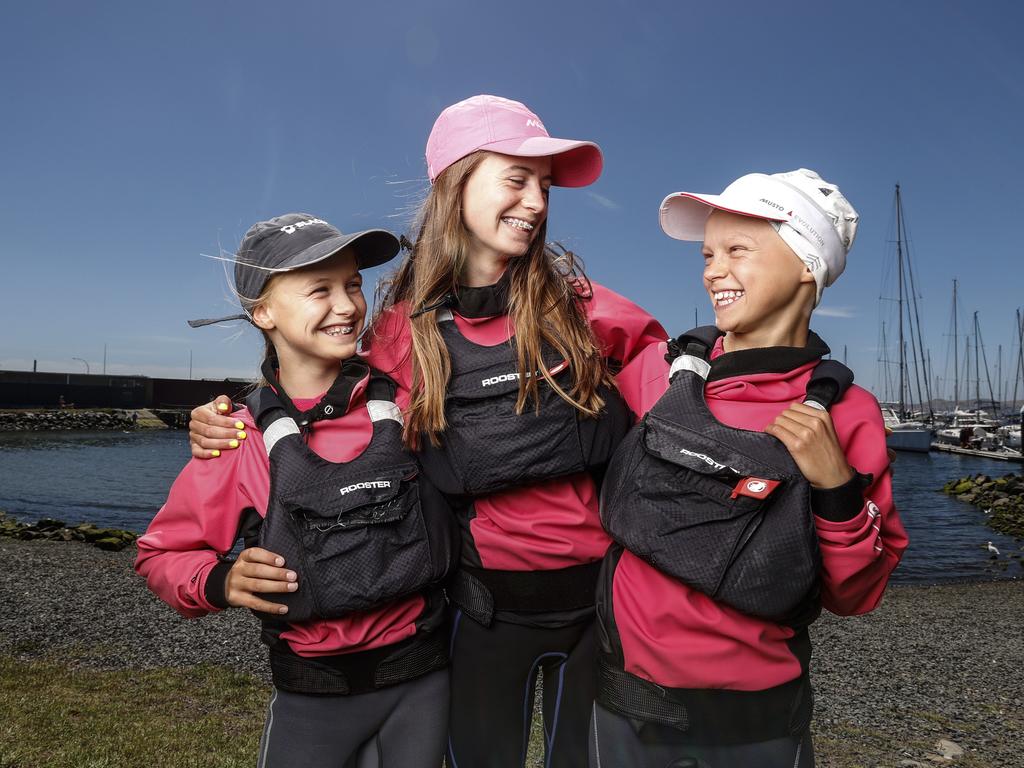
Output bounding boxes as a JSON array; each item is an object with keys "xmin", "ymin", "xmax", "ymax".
[
  {"xmin": 481, "ymin": 136, "xmax": 603, "ymax": 187},
  {"xmin": 274, "ymin": 229, "xmax": 401, "ymax": 272},
  {"xmin": 659, "ymin": 192, "xmax": 788, "ymax": 241}
]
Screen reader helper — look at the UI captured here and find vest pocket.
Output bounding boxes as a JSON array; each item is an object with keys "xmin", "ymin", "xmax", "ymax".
[
  {"xmin": 438, "ymin": 388, "xmax": 585, "ymax": 495},
  {"xmin": 602, "ymin": 421, "xmax": 789, "ymax": 606},
  {"xmin": 623, "ymin": 454, "xmax": 773, "ymax": 599},
  {"xmin": 279, "ymin": 471, "xmax": 437, "ymax": 620}
]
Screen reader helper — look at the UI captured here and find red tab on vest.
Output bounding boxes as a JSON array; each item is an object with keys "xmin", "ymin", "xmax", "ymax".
[{"xmin": 730, "ymin": 477, "xmax": 781, "ymax": 500}]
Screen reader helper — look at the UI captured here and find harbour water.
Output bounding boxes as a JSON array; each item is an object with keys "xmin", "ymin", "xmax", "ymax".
[{"xmin": 0, "ymin": 430, "xmax": 1021, "ymax": 585}]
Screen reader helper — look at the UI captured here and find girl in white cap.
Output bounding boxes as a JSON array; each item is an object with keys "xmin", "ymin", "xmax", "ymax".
[
  {"xmin": 591, "ymin": 170, "xmax": 909, "ymax": 767},
  {"xmin": 137, "ymin": 215, "xmax": 456, "ymax": 767},
  {"xmin": 187, "ymin": 97, "xmax": 666, "ymax": 767}
]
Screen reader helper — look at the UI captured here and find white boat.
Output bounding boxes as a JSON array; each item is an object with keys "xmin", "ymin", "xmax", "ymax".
[
  {"xmin": 882, "ymin": 408, "xmax": 933, "ymax": 453},
  {"xmin": 998, "ymin": 424, "xmax": 1021, "ymax": 450},
  {"xmin": 933, "ymin": 410, "xmax": 1005, "ymax": 449}
]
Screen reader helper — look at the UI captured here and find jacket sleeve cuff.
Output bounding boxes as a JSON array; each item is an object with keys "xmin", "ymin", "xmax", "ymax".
[
  {"xmin": 811, "ymin": 471, "xmax": 873, "ymax": 523},
  {"xmin": 204, "ymin": 558, "xmax": 235, "ymax": 610}
]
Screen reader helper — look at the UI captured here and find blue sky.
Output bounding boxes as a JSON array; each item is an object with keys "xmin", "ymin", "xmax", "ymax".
[{"xmin": 2, "ymin": 1, "xmax": 1022, "ymax": 406}]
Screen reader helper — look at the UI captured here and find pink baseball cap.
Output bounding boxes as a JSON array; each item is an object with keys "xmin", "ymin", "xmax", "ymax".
[{"xmin": 425, "ymin": 95, "xmax": 603, "ymax": 187}]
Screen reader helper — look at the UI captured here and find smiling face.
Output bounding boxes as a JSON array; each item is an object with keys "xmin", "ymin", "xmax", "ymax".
[
  {"xmin": 701, "ymin": 210, "xmax": 816, "ymax": 350},
  {"xmin": 252, "ymin": 248, "xmax": 365, "ymax": 382},
  {"xmin": 461, "ymin": 152, "xmax": 552, "ymax": 264}
]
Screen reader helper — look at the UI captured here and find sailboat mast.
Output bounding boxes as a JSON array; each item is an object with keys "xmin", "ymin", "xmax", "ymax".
[
  {"xmin": 974, "ymin": 311, "xmax": 981, "ymax": 412},
  {"xmin": 895, "ymin": 184, "xmax": 906, "ymax": 417},
  {"xmin": 953, "ymin": 279, "xmax": 959, "ymax": 405},
  {"xmin": 1013, "ymin": 308, "xmax": 1023, "ymax": 413},
  {"xmin": 998, "ymin": 345, "xmax": 1003, "ymax": 413}
]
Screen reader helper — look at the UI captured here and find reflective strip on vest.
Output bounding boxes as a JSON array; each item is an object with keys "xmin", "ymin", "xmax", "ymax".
[
  {"xmin": 669, "ymin": 354, "xmax": 711, "ymax": 381},
  {"xmin": 262, "ymin": 418, "xmax": 301, "ymax": 455},
  {"xmin": 366, "ymin": 399, "xmax": 404, "ymax": 425}
]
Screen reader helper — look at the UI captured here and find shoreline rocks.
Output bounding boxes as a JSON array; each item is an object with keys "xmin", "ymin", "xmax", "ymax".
[
  {"xmin": 0, "ymin": 409, "xmax": 141, "ymax": 431},
  {"xmin": 941, "ymin": 473, "xmax": 1024, "ymax": 539},
  {"xmin": 0, "ymin": 510, "xmax": 137, "ymax": 551}
]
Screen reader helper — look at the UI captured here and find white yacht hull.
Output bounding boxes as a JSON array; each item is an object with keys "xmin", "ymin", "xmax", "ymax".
[{"xmin": 886, "ymin": 427, "xmax": 932, "ymax": 453}]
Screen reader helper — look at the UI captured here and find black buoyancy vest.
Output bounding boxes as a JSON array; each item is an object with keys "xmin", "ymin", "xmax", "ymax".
[
  {"xmin": 600, "ymin": 326, "xmax": 854, "ymax": 626},
  {"xmin": 416, "ymin": 308, "xmax": 632, "ymax": 497},
  {"xmin": 246, "ymin": 376, "xmax": 456, "ymax": 623}
]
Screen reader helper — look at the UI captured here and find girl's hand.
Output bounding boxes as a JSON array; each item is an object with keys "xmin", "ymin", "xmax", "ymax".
[
  {"xmin": 190, "ymin": 395, "xmax": 245, "ymax": 458},
  {"xmin": 224, "ymin": 547, "xmax": 298, "ymax": 615},
  {"xmin": 763, "ymin": 403, "xmax": 855, "ymax": 489}
]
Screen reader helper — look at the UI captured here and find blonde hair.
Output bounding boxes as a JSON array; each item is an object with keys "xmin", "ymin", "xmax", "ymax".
[
  {"xmin": 237, "ymin": 279, "xmax": 278, "ymax": 390},
  {"xmin": 371, "ymin": 152, "xmax": 614, "ymax": 448}
]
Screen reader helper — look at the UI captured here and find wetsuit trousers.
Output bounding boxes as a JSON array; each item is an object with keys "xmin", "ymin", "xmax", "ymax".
[
  {"xmin": 588, "ymin": 702, "xmax": 814, "ymax": 768},
  {"xmin": 256, "ymin": 669, "xmax": 449, "ymax": 768},
  {"xmin": 446, "ymin": 610, "xmax": 595, "ymax": 768}
]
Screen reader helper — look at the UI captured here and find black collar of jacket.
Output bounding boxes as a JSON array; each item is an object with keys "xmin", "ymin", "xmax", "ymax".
[
  {"xmin": 260, "ymin": 356, "xmax": 370, "ymax": 428},
  {"xmin": 706, "ymin": 330, "xmax": 831, "ymax": 383},
  {"xmin": 452, "ymin": 270, "xmax": 511, "ymax": 318}
]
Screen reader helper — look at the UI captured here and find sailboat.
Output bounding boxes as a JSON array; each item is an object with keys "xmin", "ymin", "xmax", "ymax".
[
  {"xmin": 931, "ymin": 300, "xmax": 1023, "ymax": 461},
  {"xmin": 879, "ymin": 184, "xmax": 933, "ymax": 453}
]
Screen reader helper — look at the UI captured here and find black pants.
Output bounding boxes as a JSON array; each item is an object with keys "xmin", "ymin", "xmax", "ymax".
[
  {"xmin": 256, "ymin": 669, "xmax": 448, "ymax": 768},
  {"xmin": 447, "ymin": 609, "xmax": 595, "ymax": 768},
  {"xmin": 588, "ymin": 702, "xmax": 814, "ymax": 768}
]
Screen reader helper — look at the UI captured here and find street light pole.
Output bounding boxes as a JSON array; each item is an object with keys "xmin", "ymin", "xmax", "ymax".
[{"xmin": 72, "ymin": 357, "xmax": 90, "ymax": 374}]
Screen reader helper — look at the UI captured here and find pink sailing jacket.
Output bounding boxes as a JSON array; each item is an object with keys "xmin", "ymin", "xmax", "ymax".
[
  {"xmin": 135, "ymin": 368, "xmax": 434, "ymax": 658},
  {"xmin": 602, "ymin": 334, "xmax": 909, "ymax": 691},
  {"xmin": 368, "ymin": 280, "xmax": 666, "ymax": 575}
]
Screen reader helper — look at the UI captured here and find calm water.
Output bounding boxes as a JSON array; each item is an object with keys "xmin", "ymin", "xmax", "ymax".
[{"xmin": 0, "ymin": 430, "xmax": 1020, "ymax": 584}]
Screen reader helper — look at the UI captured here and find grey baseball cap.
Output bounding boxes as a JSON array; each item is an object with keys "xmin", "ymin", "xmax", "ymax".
[{"xmin": 189, "ymin": 213, "xmax": 400, "ymax": 328}]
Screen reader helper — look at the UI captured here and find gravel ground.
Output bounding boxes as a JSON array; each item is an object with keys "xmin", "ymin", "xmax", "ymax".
[{"xmin": 1, "ymin": 538, "xmax": 1021, "ymax": 767}]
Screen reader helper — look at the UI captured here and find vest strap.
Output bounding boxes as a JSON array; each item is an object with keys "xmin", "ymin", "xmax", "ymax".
[
  {"xmin": 268, "ymin": 628, "xmax": 448, "ymax": 695},
  {"xmin": 449, "ymin": 562, "xmax": 601, "ymax": 625},
  {"xmin": 262, "ymin": 417, "xmax": 301, "ymax": 455},
  {"xmin": 668, "ymin": 354, "xmax": 711, "ymax": 382},
  {"xmin": 366, "ymin": 400, "xmax": 404, "ymax": 425},
  {"xmin": 804, "ymin": 359, "xmax": 855, "ymax": 410},
  {"xmin": 596, "ymin": 656, "xmax": 812, "ymax": 743}
]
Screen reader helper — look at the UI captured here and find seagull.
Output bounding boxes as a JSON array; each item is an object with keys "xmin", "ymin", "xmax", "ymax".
[
  {"xmin": 987, "ymin": 542, "xmax": 1000, "ymax": 556},
  {"xmin": 983, "ymin": 508, "xmax": 992, "ymax": 515}
]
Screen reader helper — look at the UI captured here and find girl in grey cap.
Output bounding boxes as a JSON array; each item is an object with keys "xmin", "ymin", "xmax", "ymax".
[{"xmin": 136, "ymin": 214, "xmax": 455, "ymax": 768}]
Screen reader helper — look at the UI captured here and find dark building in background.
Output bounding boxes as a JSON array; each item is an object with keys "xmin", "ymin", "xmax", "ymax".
[{"xmin": 0, "ymin": 370, "xmax": 253, "ymax": 410}]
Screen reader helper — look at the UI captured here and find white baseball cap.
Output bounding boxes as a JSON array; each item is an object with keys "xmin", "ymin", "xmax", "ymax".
[{"xmin": 660, "ymin": 169, "xmax": 859, "ymax": 305}]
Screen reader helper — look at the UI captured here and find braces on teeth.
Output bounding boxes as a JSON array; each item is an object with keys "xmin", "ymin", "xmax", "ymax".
[{"xmin": 503, "ymin": 218, "xmax": 534, "ymax": 231}]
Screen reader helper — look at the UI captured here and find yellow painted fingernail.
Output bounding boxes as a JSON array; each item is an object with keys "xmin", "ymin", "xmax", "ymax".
[
  {"xmin": 217, "ymin": 403, "xmax": 229, "ymax": 412},
  {"xmin": 229, "ymin": 439, "xmax": 239, "ymax": 449},
  {"xmin": 237, "ymin": 431, "xmax": 247, "ymax": 440},
  {"xmin": 234, "ymin": 421, "xmax": 244, "ymax": 430},
  {"xmin": 211, "ymin": 449, "xmax": 221, "ymax": 458}
]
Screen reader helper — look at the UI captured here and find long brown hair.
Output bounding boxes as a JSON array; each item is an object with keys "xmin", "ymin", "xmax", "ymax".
[{"xmin": 371, "ymin": 152, "xmax": 614, "ymax": 447}]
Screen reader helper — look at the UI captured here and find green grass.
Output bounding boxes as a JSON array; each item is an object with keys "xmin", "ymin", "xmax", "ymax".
[
  {"xmin": 12, "ymin": 654, "xmax": 976, "ymax": 768},
  {"xmin": 0, "ymin": 656, "xmax": 266, "ymax": 768},
  {"xmin": 0, "ymin": 654, "xmax": 551, "ymax": 768}
]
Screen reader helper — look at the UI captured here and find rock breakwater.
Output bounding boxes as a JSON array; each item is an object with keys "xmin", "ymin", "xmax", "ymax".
[
  {"xmin": 941, "ymin": 472, "xmax": 1024, "ymax": 539},
  {"xmin": 0, "ymin": 409, "xmax": 140, "ymax": 431},
  {"xmin": 0, "ymin": 510, "xmax": 137, "ymax": 551}
]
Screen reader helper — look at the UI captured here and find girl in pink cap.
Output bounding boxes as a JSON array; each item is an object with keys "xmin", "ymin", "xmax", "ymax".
[
  {"xmin": 590, "ymin": 170, "xmax": 908, "ymax": 767},
  {"xmin": 191, "ymin": 94, "xmax": 666, "ymax": 767}
]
